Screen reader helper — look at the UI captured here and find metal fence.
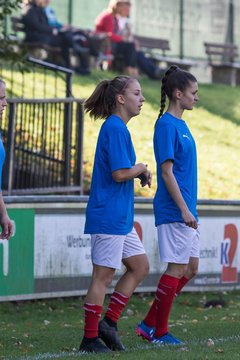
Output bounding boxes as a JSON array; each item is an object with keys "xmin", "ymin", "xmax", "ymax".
[
  {"xmin": 0, "ymin": 57, "xmax": 73, "ymax": 99},
  {"xmin": 0, "ymin": 57, "xmax": 85, "ymax": 195},
  {"xmin": 2, "ymin": 98, "xmax": 84, "ymax": 195}
]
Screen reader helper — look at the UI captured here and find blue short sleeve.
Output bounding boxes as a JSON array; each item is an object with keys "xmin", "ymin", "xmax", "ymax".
[
  {"xmin": 84, "ymin": 115, "xmax": 135, "ymax": 235},
  {"xmin": 153, "ymin": 113, "xmax": 198, "ymax": 226},
  {"xmin": 0, "ymin": 137, "xmax": 5, "ymax": 190},
  {"xmin": 154, "ymin": 123, "xmax": 176, "ymax": 165},
  {"xmin": 108, "ymin": 130, "xmax": 132, "ymax": 172}
]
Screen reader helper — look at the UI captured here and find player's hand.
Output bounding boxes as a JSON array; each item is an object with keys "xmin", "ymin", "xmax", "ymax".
[
  {"xmin": 146, "ymin": 170, "xmax": 152, "ymax": 188},
  {"xmin": 137, "ymin": 170, "xmax": 152, "ymax": 188},
  {"xmin": 181, "ymin": 209, "xmax": 198, "ymax": 229},
  {"xmin": 0, "ymin": 215, "xmax": 14, "ymax": 240},
  {"xmin": 61, "ymin": 24, "xmax": 72, "ymax": 31},
  {"xmin": 137, "ymin": 172, "xmax": 147, "ymax": 186}
]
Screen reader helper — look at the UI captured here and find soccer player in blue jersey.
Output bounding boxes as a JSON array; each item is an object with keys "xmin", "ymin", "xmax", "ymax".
[
  {"xmin": 0, "ymin": 80, "xmax": 14, "ymax": 240},
  {"xmin": 79, "ymin": 75, "xmax": 151, "ymax": 353},
  {"xmin": 137, "ymin": 65, "xmax": 200, "ymax": 345}
]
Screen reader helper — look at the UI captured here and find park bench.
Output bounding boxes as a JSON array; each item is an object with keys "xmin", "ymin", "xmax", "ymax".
[
  {"xmin": 10, "ymin": 16, "xmax": 111, "ymax": 69},
  {"xmin": 204, "ymin": 42, "xmax": 240, "ymax": 86},
  {"xmin": 135, "ymin": 35, "xmax": 197, "ymax": 71}
]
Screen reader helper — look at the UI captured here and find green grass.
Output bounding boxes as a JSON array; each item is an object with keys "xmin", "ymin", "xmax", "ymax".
[
  {"xmin": 1, "ymin": 291, "xmax": 240, "ymax": 359},
  {"xmin": 2, "ymin": 67, "xmax": 240, "ymax": 199}
]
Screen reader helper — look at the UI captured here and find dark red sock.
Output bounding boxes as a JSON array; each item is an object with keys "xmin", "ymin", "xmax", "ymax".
[
  {"xmin": 105, "ymin": 291, "xmax": 129, "ymax": 324},
  {"xmin": 144, "ymin": 298, "xmax": 158, "ymax": 328},
  {"xmin": 83, "ymin": 303, "xmax": 102, "ymax": 338},
  {"xmin": 175, "ymin": 276, "xmax": 189, "ymax": 296},
  {"xmin": 154, "ymin": 274, "xmax": 179, "ymax": 338}
]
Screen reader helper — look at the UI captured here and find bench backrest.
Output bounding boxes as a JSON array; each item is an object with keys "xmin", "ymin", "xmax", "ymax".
[
  {"xmin": 204, "ymin": 42, "xmax": 239, "ymax": 64},
  {"xmin": 135, "ymin": 35, "xmax": 170, "ymax": 56},
  {"xmin": 11, "ymin": 16, "xmax": 24, "ymax": 34}
]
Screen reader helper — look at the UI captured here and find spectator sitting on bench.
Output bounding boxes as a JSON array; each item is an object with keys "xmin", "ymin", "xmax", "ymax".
[
  {"xmin": 95, "ymin": 0, "xmax": 139, "ymax": 77},
  {"xmin": 44, "ymin": 0, "xmax": 100, "ymax": 59},
  {"xmin": 95, "ymin": 0, "xmax": 163, "ymax": 79},
  {"xmin": 22, "ymin": 0, "xmax": 91, "ymax": 75}
]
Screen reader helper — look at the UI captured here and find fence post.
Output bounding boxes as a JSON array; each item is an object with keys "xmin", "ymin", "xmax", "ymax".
[
  {"xmin": 226, "ymin": 0, "xmax": 234, "ymax": 44},
  {"xmin": 3, "ymin": 102, "xmax": 16, "ymax": 195},
  {"xmin": 76, "ymin": 101, "xmax": 84, "ymax": 194},
  {"xmin": 179, "ymin": 0, "xmax": 184, "ymax": 59},
  {"xmin": 68, "ymin": 0, "xmax": 73, "ymax": 25},
  {"xmin": 66, "ymin": 72, "xmax": 72, "ymax": 98},
  {"xmin": 64, "ymin": 99, "xmax": 72, "ymax": 186},
  {"xmin": 64, "ymin": 68, "xmax": 73, "ymax": 187}
]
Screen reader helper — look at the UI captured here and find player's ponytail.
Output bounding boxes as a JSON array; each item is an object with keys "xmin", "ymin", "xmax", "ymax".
[{"xmin": 84, "ymin": 75, "xmax": 134, "ymax": 120}]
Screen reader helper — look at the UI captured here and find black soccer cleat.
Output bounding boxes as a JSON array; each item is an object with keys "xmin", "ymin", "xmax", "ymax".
[
  {"xmin": 79, "ymin": 336, "xmax": 112, "ymax": 353},
  {"xmin": 98, "ymin": 318, "xmax": 125, "ymax": 351}
]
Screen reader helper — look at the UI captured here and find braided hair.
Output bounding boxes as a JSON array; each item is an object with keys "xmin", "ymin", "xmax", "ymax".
[{"xmin": 157, "ymin": 65, "xmax": 197, "ymax": 121}]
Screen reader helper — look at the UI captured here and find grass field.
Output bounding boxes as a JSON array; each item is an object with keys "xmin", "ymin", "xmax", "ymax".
[
  {"xmin": 1, "ymin": 291, "xmax": 240, "ymax": 360},
  {"xmin": 2, "ymin": 67, "xmax": 240, "ymax": 199}
]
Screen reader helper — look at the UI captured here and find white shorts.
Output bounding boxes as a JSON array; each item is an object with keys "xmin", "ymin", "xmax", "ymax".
[
  {"xmin": 91, "ymin": 228, "xmax": 146, "ymax": 270},
  {"xmin": 157, "ymin": 222, "xmax": 200, "ymax": 264}
]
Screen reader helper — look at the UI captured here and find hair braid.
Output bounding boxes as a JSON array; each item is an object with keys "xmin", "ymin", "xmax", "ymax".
[
  {"xmin": 158, "ymin": 79, "xmax": 167, "ymax": 119},
  {"xmin": 157, "ymin": 65, "xmax": 179, "ymax": 121}
]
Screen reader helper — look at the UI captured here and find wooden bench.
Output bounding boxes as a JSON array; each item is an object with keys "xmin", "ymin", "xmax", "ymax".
[
  {"xmin": 135, "ymin": 35, "xmax": 197, "ymax": 71},
  {"xmin": 204, "ymin": 42, "xmax": 240, "ymax": 86},
  {"xmin": 10, "ymin": 16, "xmax": 111, "ymax": 70}
]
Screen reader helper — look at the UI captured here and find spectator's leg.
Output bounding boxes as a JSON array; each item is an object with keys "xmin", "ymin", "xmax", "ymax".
[
  {"xmin": 113, "ymin": 42, "xmax": 138, "ymax": 75},
  {"xmin": 76, "ymin": 52, "xmax": 91, "ymax": 75},
  {"xmin": 49, "ymin": 34, "xmax": 71, "ymax": 68},
  {"xmin": 53, "ymin": 32, "xmax": 91, "ymax": 74},
  {"xmin": 136, "ymin": 51, "xmax": 164, "ymax": 79}
]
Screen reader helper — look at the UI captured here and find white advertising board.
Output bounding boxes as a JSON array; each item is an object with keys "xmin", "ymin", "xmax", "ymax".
[
  {"xmin": 35, "ymin": 213, "xmax": 239, "ymax": 287},
  {"xmin": 34, "ymin": 214, "xmax": 92, "ymax": 277}
]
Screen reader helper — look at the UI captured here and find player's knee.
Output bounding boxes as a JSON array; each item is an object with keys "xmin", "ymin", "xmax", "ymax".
[
  {"xmin": 137, "ymin": 257, "xmax": 149, "ymax": 280},
  {"xmin": 179, "ymin": 267, "xmax": 188, "ymax": 279},
  {"xmin": 92, "ymin": 268, "xmax": 115, "ymax": 288},
  {"xmin": 97, "ymin": 275, "xmax": 114, "ymax": 289},
  {"xmin": 127, "ymin": 256, "xmax": 149, "ymax": 280},
  {"xmin": 167, "ymin": 264, "xmax": 188, "ymax": 279},
  {"xmin": 186, "ymin": 264, "xmax": 198, "ymax": 279},
  {"xmin": 103, "ymin": 273, "xmax": 115, "ymax": 287},
  {"xmin": 141, "ymin": 260, "xmax": 149, "ymax": 278}
]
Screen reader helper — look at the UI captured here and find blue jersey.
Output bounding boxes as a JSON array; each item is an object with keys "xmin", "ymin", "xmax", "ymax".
[
  {"xmin": 153, "ymin": 112, "xmax": 198, "ymax": 226},
  {"xmin": 0, "ymin": 135, "xmax": 5, "ymax": 190},
  {"xmin": 84, "ymin": 115, "xmax": 136, "ymax": 235}
]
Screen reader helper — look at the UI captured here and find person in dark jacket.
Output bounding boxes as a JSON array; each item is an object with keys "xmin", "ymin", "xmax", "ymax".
[{"xmin": 22, "ymin": 0, "xmax": 90, "ymax": 74}]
